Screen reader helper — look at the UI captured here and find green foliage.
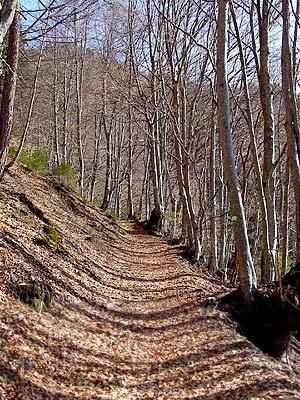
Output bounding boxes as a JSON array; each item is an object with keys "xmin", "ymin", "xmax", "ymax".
[
  {"xmin": 19, "ymin": 148, "xmax": 49, "ymax": 173},
  {"xmin": 8, "ymin": 146, "xmax": 17, "ymax": 157},
  {"xmin": 104, "ymin": 209, "xmax": 119, "ymax": 221},
  {"xmin": 41, "ymin": 222, "xmax": 60, "ymax": 247},
  {"xmin": 52, "ymin": 161, "xmax": 75, "ymax": 185}
]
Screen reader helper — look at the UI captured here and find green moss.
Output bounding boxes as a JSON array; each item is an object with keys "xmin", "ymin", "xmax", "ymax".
[
  {"xmin": 149, "ymin": 228, "xmax": 162, "ymax": 237},
  {"xmin": 104, "ymin": 230, "xmax": 115, "ymax": 241}
]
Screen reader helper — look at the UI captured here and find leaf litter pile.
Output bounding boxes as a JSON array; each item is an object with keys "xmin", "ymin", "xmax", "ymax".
[{"xmin": 0, "ymin": 167, "xmax": 300, "ymax": 399}]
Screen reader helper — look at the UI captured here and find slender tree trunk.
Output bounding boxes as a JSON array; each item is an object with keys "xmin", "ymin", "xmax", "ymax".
[
  {"xmin": 256, "ymin": 0, "xmax": 277, "ymax": 281},
  {"xmin": 101, "ymin": 76, "xmax": 113, "ymax": 210},
  {"xmin": 53, "ymin": 30, "xmax": 60, "ymax": 166},
  {"xmin": 209, "ymin": 102, "xmax": 218, "ymax": 272},
  {"xmin": 62, "ymin": 35, "xmax": 73, "ymax": 164},
  {"xmin": 217, "ymin": 0, "xmax": 257, "ymax": 306},
  {"xmin": 146, "ymin": 0, "xmax": 164, "ymax": 225},
  {"xmin": 230, "ymin": 1, "xmax": 274, "ymax": 283},
  {"xmin": 218, "ymin": 161, "xmax": 228, "ymax": 274},
  {"xmin": 281, "ymin": 162, "xmax": 289, "ymax": 276},
  {"xmin": 127, "ymin": 0, "xmax": 135, "ymax": 219},
  {"xmin": 138, "ymin": 149, "xmax": 150, "ymax": 220},
  {"xmin": 7, "ymin": 32, "xmax": 43, "ymax": 170},
  {"xmin": 89, "ymin": 113, "xmax": 102, "ymax": 202},
  {"xmin": 74, "ymin": 15, "xmax": 87, "ymax": 194},
  {"xmin": 281, "ymin": 0, "xmax": 300, "ymax": 263}
]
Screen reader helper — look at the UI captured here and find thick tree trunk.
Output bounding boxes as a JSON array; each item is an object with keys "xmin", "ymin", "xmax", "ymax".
[
  {"xmin": 0, "ymin": 0, "xmax": 18, "ymax": 76},
  {"xmin": 217, "ymin": 0, "xmax": 257, "ymax": 307},
  {"xmin": 0, "ymin": 1, "xmax": 19, "ymax": 180}
]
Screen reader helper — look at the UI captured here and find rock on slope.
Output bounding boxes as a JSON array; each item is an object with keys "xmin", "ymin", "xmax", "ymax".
[{"xmin": 0, "ymin": 166, "xmax": 299, "ymax": 399}]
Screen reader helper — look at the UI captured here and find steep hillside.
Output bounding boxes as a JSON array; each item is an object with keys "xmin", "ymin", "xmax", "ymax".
[{"xmin": 0, "ymin": 166, "xmax": 299, "ymax": 399}]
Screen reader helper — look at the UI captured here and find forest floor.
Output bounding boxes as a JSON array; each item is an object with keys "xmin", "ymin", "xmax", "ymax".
[{"xmin": 0, "ymin": 166, "xmax": 300, "ymax": 399}]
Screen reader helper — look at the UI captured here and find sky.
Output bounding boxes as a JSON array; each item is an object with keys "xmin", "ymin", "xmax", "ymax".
[
  {"xmin": 20, "ymin": 0, "xmax": 44, "ymax": 33},
  {"xmin": 21, "ymin": 0, "xmax": 39, "ymax": 8}
]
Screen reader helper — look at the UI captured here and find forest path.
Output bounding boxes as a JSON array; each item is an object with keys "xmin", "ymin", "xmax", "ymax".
[
  {"xmin": 1, "ymin": 193, "xmax": 300, "ymax": 400},
  {"xmin": 78, "ymin": 220, "xmax": 299, "ymax": 400}
]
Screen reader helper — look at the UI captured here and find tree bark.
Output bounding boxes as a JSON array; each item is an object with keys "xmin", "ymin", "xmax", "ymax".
[
  {"xmin": 257, "ymin": 0, "xmax": 277, "ymax": 282},
  {"xmin": 0, "ymin": 0, "xmax": 19, "ymax": 180},
  {"xmin": 217, "ymin": 0, "xmax": 257, "ymax": 306},
  {"xmin": 209, "ymin": 101, "xmax": 218, "ymax": 272},
  {"xmin": 281, "ymin": 0, "xmax": 300, "ymax": 263},
  {"xmin": 0, "ymin": 0, "xmax": 18, "ymax": 76},
  {"xmin": 6, "ymin": 30, "xmax": 43, "ymax": 170},
  {"xmin": 230, "ymin": 1, "xmax": 275, "ymax": 283}
]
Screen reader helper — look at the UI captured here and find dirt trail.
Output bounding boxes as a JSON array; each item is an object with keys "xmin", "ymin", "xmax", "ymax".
[{"xmin": 0, "ymin": 170, "xmax": 300, "ymax": 399}]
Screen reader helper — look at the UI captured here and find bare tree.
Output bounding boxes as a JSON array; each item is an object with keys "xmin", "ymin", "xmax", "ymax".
[
  {"xmin": 217, "ymin": 0, "xmax": 257, "ymax": 306},
  {"xmin": 0, "ymin": 0, "xmax": 19, "ymax": 180},
  {"xmin": 0, "ymin": 0, "xmax": 18, "ymax": 74},
  {"xmin": 251, "ymin": 0, "xmax": 277, "ymax": 282},
  {"xmin": 230, "ymin": 1, "xmax": 275, "ymax": 283},
  {"xmin": 281, "ymin": 0, "xmax": 300, "ymax": 263}
]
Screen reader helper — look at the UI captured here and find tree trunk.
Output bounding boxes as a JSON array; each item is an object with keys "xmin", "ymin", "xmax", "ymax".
[
  {"xmin": 257, "ymin": 0, "xmax": 277, "ymax": 282},
  {"xmin": 127, "ymin": 0, "xmax": 135, "ymax": 219},
  {"xmin": 0, "ymin": 0, "xmax": 18, "ymax": 76},
  {"xmin": 6, "ymin": 29, "xmax": 43, "ymax": 170},
  {"xmin": 281, "ymin": 162, "xmax": 289, "ymax": 276},
  {"xmin": 0, "ymin": 1, "xmax": 19, "ymax": 180},
  {"xmin": 89, "ymin": 113, "xmax": 102, "ymax": 202},
  {"xmin": 53, "ymin": 30, "xmax": 60, "ymax": 166},
  {"xmin": 281, "ymin": 0, "xmax": 300, "ymax": 263},
  {"xmin": 217, "ymin": 0, "xmax": 257, "ymax": 307},
  {"xmin": 209, "ymin": 103, "xmax": 218, "ymax": 272},
  {"xmin": 230, "ymin": 1, "xmax": 275, "ymax": 283}
]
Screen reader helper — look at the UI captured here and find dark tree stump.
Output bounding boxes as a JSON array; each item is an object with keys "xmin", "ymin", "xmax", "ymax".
[{"xmin": 145, "ymin": 207, "xmax": 163, "ymax": 236}]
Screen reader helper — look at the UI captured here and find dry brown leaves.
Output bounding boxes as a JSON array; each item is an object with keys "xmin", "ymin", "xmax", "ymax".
[{"xmin": 0, "ymin": 167, "xmax": 299, "ymax": 399}]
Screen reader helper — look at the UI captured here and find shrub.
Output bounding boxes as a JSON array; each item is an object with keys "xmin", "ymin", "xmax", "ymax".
[
  {"xmin": 41, "ymin": 223, "xmax": 60, "ymax": 247},
  {"xmin": 8, "ymin": 146, "xmax": 17, "ymax": 157},
  {"xmin": 52, "ymin": 161, "xmax": 76, "ymax": 187},
  {"xmin": 19, "ymin": 149, "xmax": 49, "ymax": 173}
]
